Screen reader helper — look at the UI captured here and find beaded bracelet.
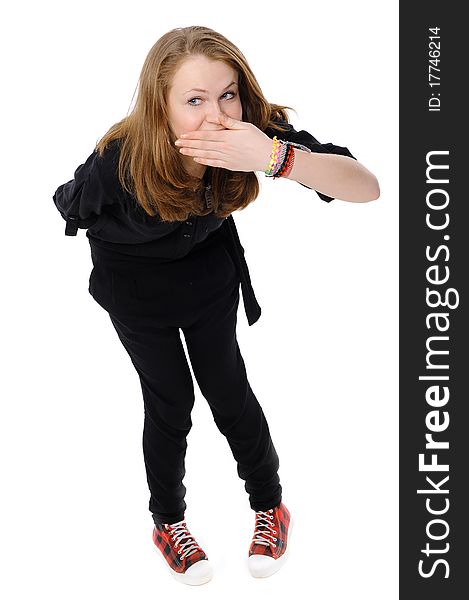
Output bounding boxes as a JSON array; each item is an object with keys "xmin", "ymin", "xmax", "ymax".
[
  {"xmin": 264, "ymin": 136, "xmax": 282, "ymax": 176},
  {"xmin": 264, "ymin": 136, "xmax": 313, "ymax": 179}
]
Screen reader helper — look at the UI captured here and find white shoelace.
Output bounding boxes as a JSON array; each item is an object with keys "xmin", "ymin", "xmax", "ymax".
[
  {"xmin": 165, "ymin": 520, "xmax": 201, "ymax": 560},
  {"xmin": 252, "ymin": 510, "xmax": 277, "ymax": 547}
]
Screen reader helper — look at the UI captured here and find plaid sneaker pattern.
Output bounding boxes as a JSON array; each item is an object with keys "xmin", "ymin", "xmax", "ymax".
[
  {"xmin": 249, "ymin": 502, "xmax": 291, "ymax": 561},
  {"xmin": 152, "ymin": 519, "xmax": 209, "ymax": 575}
]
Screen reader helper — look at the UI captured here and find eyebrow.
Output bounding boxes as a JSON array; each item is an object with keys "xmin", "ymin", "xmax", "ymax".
[{"xmin": 183, "ymin": 81, "xmax": 238, "ymax": 94}]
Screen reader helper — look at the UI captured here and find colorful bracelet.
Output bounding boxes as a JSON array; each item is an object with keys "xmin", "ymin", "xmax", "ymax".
[
  {"xmin": 264, "ymin": 136, "xmax": 313, "ymax": 179},
  {"xmin": 264, "ymin": 136, "xmax": 282, "ymax": 176}
]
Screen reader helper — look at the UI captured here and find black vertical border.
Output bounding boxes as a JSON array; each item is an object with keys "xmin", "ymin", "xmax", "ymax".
[{"xmin": 400, "ymin": 3, "xmax": 467, "ymax": 598}]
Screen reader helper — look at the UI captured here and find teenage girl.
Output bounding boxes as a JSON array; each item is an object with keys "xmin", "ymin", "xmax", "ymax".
[{"xmin": 53, "ymin": 25, "xmax": 379, "ymax": 586}]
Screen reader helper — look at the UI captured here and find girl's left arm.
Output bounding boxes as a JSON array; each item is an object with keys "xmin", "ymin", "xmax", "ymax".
[{"xmin": 284, "ymin": 149, "xmax": 380, "ymax": 203}]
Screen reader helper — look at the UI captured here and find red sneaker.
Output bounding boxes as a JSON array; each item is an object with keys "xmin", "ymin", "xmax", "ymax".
[
  {"xmin": 248, "ymin": 501, "xmax": 293, "ymax": 578},
  {"xmin": 152, "ymin": 519, "xmax": 213, "ymax": 585}
]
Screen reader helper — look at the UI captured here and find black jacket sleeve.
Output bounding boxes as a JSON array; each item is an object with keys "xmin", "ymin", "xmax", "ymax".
[
  {"xmin": 52, "ymin": 140, "xmax": 124, "ymax": 235},
  {"xmin": 265, "ymin": 121, "xmax": 357, "ymax": 203}
]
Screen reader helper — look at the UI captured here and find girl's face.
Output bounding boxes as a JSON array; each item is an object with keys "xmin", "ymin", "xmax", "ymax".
[{"xmin": 167, "ymin": 55, "xmax": 243, "ymax": 177}]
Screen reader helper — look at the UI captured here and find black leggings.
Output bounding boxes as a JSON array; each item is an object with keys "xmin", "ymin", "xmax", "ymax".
[{"xmin": 89, "ymin": 235, "xmax": 282, "ymax": 525}]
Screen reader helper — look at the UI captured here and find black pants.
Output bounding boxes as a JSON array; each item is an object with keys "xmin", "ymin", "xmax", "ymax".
[{"xmin": 88, "ymin": 234, "xmax": 282, "ymax": 525}]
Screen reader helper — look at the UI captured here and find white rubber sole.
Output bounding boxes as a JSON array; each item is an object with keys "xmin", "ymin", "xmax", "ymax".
[
  {"xmin": 248, "ymin": 511, "xmax": 294, "ymax": 578},
  {"xmin": 153, "ymin": 541, "xmax": 213, "ymax": 585}
]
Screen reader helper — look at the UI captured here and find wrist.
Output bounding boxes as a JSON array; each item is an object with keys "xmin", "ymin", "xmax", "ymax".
[{"xmin": 263, "ymin": 136, "xmax": 293, "ymax": 179}]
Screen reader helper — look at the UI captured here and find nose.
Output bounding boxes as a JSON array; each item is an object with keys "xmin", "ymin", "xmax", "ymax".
[{"xmin": 201, "ymin": 104, "xmax": 227, "ymax": 129}]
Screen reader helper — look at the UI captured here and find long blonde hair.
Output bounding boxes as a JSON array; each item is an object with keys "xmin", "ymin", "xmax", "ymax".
[{"xmin": 95, "ymin": 25, "xmax": 295, "ymax": 221}]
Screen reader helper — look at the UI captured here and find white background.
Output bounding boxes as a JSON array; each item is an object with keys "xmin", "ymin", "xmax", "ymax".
[{"xmin": 2, "ymin": 1, "xmax": 398, "ymax": 597}]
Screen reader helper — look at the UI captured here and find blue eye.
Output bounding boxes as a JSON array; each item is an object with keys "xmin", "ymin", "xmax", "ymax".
[{"xmin": 188, "ymin": 91, "xmax": 237, "ymax": 106}]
